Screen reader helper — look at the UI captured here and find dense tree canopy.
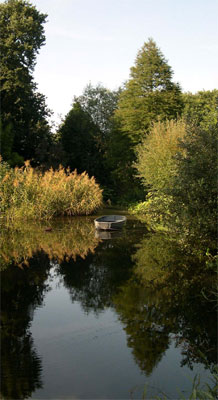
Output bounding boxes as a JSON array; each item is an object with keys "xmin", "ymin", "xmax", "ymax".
[
  {"xmin": 104, "ymin": 118, "xmax": 144, "ymax": 201},
  {"xmin": 167, "ymin": 124, "xmax": 218, "ymax": 243},
  {"xmin": 134, "ymin": 118, "xmax": 218, "ymax": 247},
  {"xmin": 58, "ymin": 102, "xmax": 103, "ymax": 180},
  {"xmin": 182, "ymin": 89, "xmax": 218, "ymax": 130},
  {"xmin": 0, "ymin": 0, "xmax": 51, "ymax": 166},
  {"xmin": 59, "ymin": 84, "xmax": 123, "ymax": 191},
  {"xmin": 75, "ymin": 83, "xmax": 121, "ymax": 136},
  {"xmin": 1, "ymin": 0, "xmax": 47, "ymax": 71},
  {"xmin": 116, "ymin": 38, "xmax": 183, "ymax": 144}
]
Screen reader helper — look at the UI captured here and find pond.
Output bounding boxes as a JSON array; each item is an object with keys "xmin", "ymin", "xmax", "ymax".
[{"xmin": 1, "ymin": 210, "xmax": 217, "ymax": 399}]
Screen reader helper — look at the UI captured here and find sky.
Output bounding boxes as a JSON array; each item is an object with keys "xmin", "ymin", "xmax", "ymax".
[{"xmin": 23, "ymin": 0, "xmax": 218, "ymax": 124}]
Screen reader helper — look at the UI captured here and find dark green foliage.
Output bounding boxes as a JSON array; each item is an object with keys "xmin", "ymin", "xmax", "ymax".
[
  {"xmin": 75, "ymin": 83, "xmax": 121, "ymax": 136},
  {"xmin": 116, "ymin": 38, "xmax": 183, "ymax": 145},
  {"xmin": 0, "ymin": 0, "xmax": 47, "ymax": 71},
  {"xmin": 167, "ymin": 124, "xmax": 218, "ymax": 243},
  {"xmin": 74, "ymin": 84, "xmax": 122, "ymax": 190},
  {"xmin": 59, "ymin": 102, "xmax": 103, "ymax": 180},
  {"xmin": 104, "ymin": 118, "xmax": 144, "ymax": 202},
  {"xmin": 59, "ymin": 84, "xmax": 124, "ymax": 193},
  {"xmin": 0, "ymin": 121, "xmax": 24, "ymax": 166},
  {"xmin": 0, "ymin": 0, "xmax": 51, "ymax": 165},
  {"xmin": 34, "ymin": 135, "xmax": 66, "ymax": 171}
]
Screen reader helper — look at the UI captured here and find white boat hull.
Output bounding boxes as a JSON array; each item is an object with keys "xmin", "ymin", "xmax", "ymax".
[{"xmin": 94, "ymin": 215, "xmax": 126, "ymax": 230}]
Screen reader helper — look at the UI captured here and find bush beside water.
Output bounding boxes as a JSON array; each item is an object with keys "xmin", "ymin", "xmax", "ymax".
[{"xmin": 0, "ymin": 159, "xmax": 103, "ymax": 220}]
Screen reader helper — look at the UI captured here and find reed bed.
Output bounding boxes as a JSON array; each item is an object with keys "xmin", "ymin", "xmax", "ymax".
[{"xmin": 0, "ymin": 159, "xmax": 103, "ymax": 220}]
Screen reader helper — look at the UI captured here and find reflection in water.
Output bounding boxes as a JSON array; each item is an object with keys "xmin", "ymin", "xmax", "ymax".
[
  {"xmin": 58, "ymin": 231, "xmax": 137, "ymax": 314},
  {"xmin": 95, "ymin": 229, "xmax": 122, "ymax": 240},
  {"xmin": 1, "ymin": 218, "xmax": 101, "ymax": 399},
  {"xmin": 114, "ymin": 283, "xmax": 171, "ymax": 375},
  {"xmin": 125, "ymin": 232, "xmax": 217, "ymax": 371},
  {"xmin": 0, "ymin": 217, "xmax": 216, "ymax": 399},
  {"xmin": 1, "ymin": 251, "xmax": 50, "ymax": 399},
  {"xmin": 0, "ymin": 217, "xmax": 100, "ymax": 270}
]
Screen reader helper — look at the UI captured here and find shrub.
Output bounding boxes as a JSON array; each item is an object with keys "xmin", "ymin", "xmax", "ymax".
[
  {"xmin": 0, "ymin": 159, "xmax": 103, "ymax": 220},
  {"xmin": 135, "ymin": 119, "xmax": 187, "ymax": 191}
]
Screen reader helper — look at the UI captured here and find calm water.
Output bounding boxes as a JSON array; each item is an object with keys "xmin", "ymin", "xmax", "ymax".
[{"xmin": 1, "ymin": 211, "xmax": 217, "ymax": 399}]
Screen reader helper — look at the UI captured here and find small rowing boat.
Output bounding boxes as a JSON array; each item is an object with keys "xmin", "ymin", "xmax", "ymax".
[{"xmin": 94, "ymin": 215, "xmax": 126, "ymax": 231}]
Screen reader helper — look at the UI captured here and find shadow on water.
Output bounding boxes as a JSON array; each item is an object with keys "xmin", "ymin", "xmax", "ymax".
[{"xmin": 0, "ymin": 214, "xmax": 217, "ymax": 399}]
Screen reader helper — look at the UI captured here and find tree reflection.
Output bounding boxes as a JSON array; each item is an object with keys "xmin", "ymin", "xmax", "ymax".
[
  {"xmin": 1, "ymin": 251, "xmax": 50, "ymax": 399},
  {"xmin": 114, "ymin": 283, "xmax": 171, "ymax": 375},
  {"xmin": 1, "ymin": 216, "xmax": 216, "ymax": 397},
  {"xmin": 58, "ymin": 228, "xmax": 139, "ymax": 314},
  {"xmin": 113, "ymin": 232, "xmax": 217, "ymax": 376},
  {"xmin": 0, "ymin": 217, "xmax": 103, "ymax": 398}
]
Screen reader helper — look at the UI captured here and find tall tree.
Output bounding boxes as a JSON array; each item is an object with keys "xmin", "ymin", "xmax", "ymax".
[
  {"xmin": 0, "ymin": 0, "xmax": 51, "ymax": 166},
  {"xmin": 105, "ymin": 118, "xmax": 144, "ymax": 201},
  {"xmin": 58, "ymin": 102, "xmax": 103, "ymax": 180},
  {"xmin": 60, "ymin": 84, "xmax": 122, "ymax": 191},
  {"xmin": 116, "ymin": 38, "xmax": 183, "ymax": 145},
  {"xmin": 75, "ymin": 83, "xmax": 121, "ymax": 137},
  {"xmin": 75, "ymin": 84, "xmax": 122, "ymax": 187}
]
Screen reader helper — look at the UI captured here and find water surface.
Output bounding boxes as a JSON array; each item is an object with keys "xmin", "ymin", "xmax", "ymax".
[{"xmin": 1, "ymin": 212, "xmax": 216, "ymax": 399}]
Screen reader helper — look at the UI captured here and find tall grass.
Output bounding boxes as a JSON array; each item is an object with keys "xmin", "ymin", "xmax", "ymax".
[
  {"xmin": 130, "ymin": 368, "xmax": 218, "ymax": 400},
  {"xmin": 0, "ymin": 159, "xmax": 103, "ymax": 220}
]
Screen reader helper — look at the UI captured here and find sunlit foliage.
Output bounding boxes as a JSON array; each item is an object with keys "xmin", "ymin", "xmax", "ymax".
[
  {"xmin": 133, "ymin": 119, "xmax": 187, "ymax": 229},
  {"xmin": 182, "ymin": 89, "xmax": 218, "ymax": 130},
  {"xmin": 116, "ymin": 38, "xmax": 183, "ymax": 145},
  {"xmin": 135, "ymin": 119, "xmax": 187, "ymax": 190}
]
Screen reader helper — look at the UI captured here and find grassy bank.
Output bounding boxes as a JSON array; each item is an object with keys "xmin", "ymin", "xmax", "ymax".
[{"xmin": 0, "ymin": 159, "xmax": 103, "ymax": 220}]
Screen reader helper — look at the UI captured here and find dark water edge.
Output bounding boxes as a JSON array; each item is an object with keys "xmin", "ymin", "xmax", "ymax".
[{"xmin": 1, "ymin": 210, "xmax": 217, "ymax": 399}]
